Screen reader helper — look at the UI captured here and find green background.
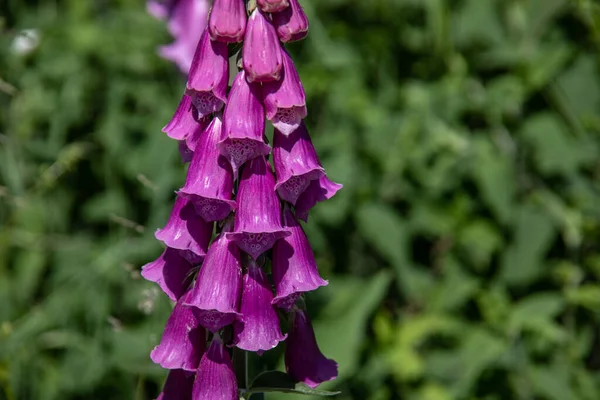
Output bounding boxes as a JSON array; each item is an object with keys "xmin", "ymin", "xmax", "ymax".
[{"xmin": 2, "ymin": 0, "xmax": 600, "ymax": 399}]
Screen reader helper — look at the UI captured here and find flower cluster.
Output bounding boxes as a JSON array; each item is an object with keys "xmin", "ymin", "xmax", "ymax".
[{"xmin": 143, "ymin": 0, "xmax": 341, "ymax": 398}]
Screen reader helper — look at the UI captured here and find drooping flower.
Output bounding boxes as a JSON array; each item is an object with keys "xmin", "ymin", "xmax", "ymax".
[
  {"xmin": 218, "ymin": 70, "xmax": 270, "ymax": 173},
  {"xmin": 226, "ymin": 157, "xmax": 291, "ymax": 259},
  {"xmin": 150, "ymin": 297, "xmax": 206, "ymax": 371},
  {"xmin": 149, "ymin": 0, "xmax": 209, "ymax": 74},
  {"xmin": 192, "ymin": 336, "xmax": 238, "ymax": 400},
  {"xmin": 141, "ymin": 248, "xmax": 194, "ymax": 301},
  {"xmin": 156, "ymin": 369, "xmax": 195, "ymax": 400},
  {"xmin": 272, "ymin": 0, "xmax": 309, "ymax": 42},
  {"xmin": 285, "ymin": 308, "xmax": 338, "ymax": 388},
  {"xmin": 295, "ymin": 175, "xmax": 343, "ymax": 222},
  {"xmin": 155, "ymin": 196, "xmax": 213, "ymax": 264},
  {"xmin": 257, "ymin": 0, "xmax": 289, "ymax": 13},
  {"xmin": 184, "ymin": 228, "xmax": 243, "ymax": 332},
  {"xmin": 272, "ymin": 123, "xmax": 324, "ymax": 205},
  {"xmin": 186, "ymin": 28, "xmax": 229, "ymax": 118},
  {"xmin": 178, "ymin": 114, "xmax": 237, "ymax": 222},
  {"xmin": 162, "ymin": 93, "xmax": 202, "ymax": 141},
  {"xmin": 243, "ymin": 8, "xmax": 283, "ymax": 83},
  {"xmin": 272, "ymin": 207, "xmax": 327, "ymax": 310},
  {"xmin": 208, "ymin": 0, "xmax": 247, "ymax": 43},
  {"xmin": 263, "ymin": 49, "xmax": 307, "ymax": 135},
  {"xmin": 233, "ymin": 260, "xmax": 287, "ymax": 353}
]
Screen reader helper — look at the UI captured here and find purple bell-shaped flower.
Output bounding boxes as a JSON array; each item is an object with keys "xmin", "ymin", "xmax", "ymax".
[
  {"xmin": 218, "ymin": 70, "xmax": 271, "ymax": 174},
  {"xmin": 184, "ymin": 226, "xmax": 243, "ymax": 332},
  {"xmin": 257, "ymin": 0, "xmax": 289, "ymax": 13},
  {"xmin": 192, "ymin": 336, "xmax": 238, "ymax": 400},
  {"xmin": 233, "ymin": 259, "xmax": 287, "ymax": 353},
  {"xmin": 272, "ymin": 207, "xmax": 327, "ymax": 310},
  {"xmin": 263, "ymin": 49, "xmax": 307, "ymax": 136},
  {"xmin": 150, "ymin": 297, "xmax": 206, "ymax": 371},
  {"xmin": 178, "ymin": 114, "xmax": 237, "ymax": 222},
  {"xmin": 295, "ymin": 175, "xmax": 343, "ymax": 222},
  {"xmin": 285, "ymin": 307, "xmax": 338, "ymax": 388},
  {"xmin": 155, "ymin": 196, "xmax": 214, "ymax": 264},
  {"xmin": 226, "ymin": 157, "xmax": 291, "ymax": 259},
  {"xmin": 186, "ymin": 28, "xmax": 229, "ymax": 118},
  {"xmin": 141, "ymin": 248, "xmax": 194, "ymax": 301},
  {"xmin": 272, "ymin": 123, "xmax": 324, "ymax": 205}
]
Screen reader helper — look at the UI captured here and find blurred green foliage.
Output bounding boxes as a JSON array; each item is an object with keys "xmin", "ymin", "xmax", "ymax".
[{"xmin": 1, "ymin": 0, "xmax": 600, "ymax": 399}]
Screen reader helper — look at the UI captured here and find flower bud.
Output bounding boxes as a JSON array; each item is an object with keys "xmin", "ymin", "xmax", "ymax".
[
  {"xmin": 209, "ymin": 0, "xmax": 247, "ymax": 43},
  {"xmin": 272, "ymin": 0, "xmax": 308, "ymax": 42},
  {"xmin": 243, "ymin": 9, "xmax": 283, "ymax": 83}
]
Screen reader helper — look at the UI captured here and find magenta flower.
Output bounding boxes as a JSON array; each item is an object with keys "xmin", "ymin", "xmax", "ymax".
[
  {"xmin": 155, "ymin": 196, "xmax": 213, "ymax": 264},
  {"xmin": 178, "ymin": 140, "xmax": 194, "ymax": 163},
  {"xmin": 156, "ymin": 369, "xmax": 195, "ymax": 400},
  {"xmin": 272, "ymin": 0, "xmax": 309, "ymax": 42},
  {"xmin": 226, "ymin": 157, "xmax": 291, "ymax": 259},
  {"xmin": 209, "ymin": 0, "xmax": 247, "ymax": 43},
  {"xmin": 285, "ymin": 308, "xmax": 338, "ymax": 388},
  {"xmin": 149, "ymin": 0, "xmax": 209, "ymax": 73},
  {"xmin": 184, "ymin": 230, "xmax": 242, "ymax": 332},
  {"xmin": 272, "ymin": 208, "xmax": 328, "ymax": 310},
  {"xmin": 263, "ymin": 49, "xmax": 307, "ymax": 135},
  {"xmin": 178, "ymin": 114, "xmax": 237, "ymax": 222},
  {"xmin": 243, "ymin": 8, "xmax": 283, "ymax": 83},
  {"xmin": 272, "ymin": 123, "xmax": 324, "ymax": 205},
  {"xmin": 150, "ymin": 297, "xmax": 206, "ymax": 371},
  {"xmin": 186, "ymin": 28, "xmax": 229, "ymax": 118},
  {"xmin": 218, "ymin": 70, "xmax": 271, "ymax": 173},
  {"xmin": 257, "ymin": 0, "xmax": 289, "ymax": 13},
  {"xmin": 162, "ymin": 93, "xmax": 201, "ymax": 141},
  {"xmin": 141, "ymin": 248, "xmax": 194, "ymax": 301},
  {"xmin": 295, "ymin": 175, "xmax": 343, "ymax": 222},
  {"xmin": 192, "ymin": 336, "xmax": 238, "ymax": 400},
  {"xmin": 233, "ymin": 260, "xmax": 287, "ymax": 353}
]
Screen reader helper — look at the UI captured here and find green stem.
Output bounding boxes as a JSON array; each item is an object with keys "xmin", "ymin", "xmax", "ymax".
[{"xmin": 233, "ymin": 347, "xmax": 248, "ymax": 396}]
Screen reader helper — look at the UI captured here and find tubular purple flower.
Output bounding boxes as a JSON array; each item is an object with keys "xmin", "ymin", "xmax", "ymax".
[
  {"xmin": 208, "ymin": 0, "xmax": 246, "ymax": 43},
  {"xmin": 184, "ymin": 230, "xmax": 242, "ymax": 332},
  {"xmin": 226, "ymin": 157, "xmax": 291, "ymax": 259},
  {"xmin": 263, "ymin": 50, "xmax": 307, "ymax": 135},
  {"xmin": 272, "ymin": 0, "xmax": 309, "ymax": 42},
  {"xmin": 162, "ymin": 94, "xmax": 199, "ymax": 141},
  {"xmin": 295, "ymin": 175, "xmax": 343, "ymax": 222},
  {"xmin": 186, "ymin": 29, "xmax": 229, "ymax": 118},
  {"xmin": 272, "ymin": 123, "xmax": 324, "ymax": 205},
  {"xmin": 192, "ymin": 336, "xmax": 238, "ymax": 400},
  {"xmin": 233, "ymin": 261, "xmax": 287, "ymax": 353},
  {"xmin": 272, "ymin": 208, "xmax": 327, "ymax": 310},
  {"xmin": 157, "ymin": 369, "xmax": 195, "ymax": 400},
  {"xmin": 141, "ymin": 248, "xmax": 194, "ymax": 301},
  {"xmin": 242, "ymin": 9, "xmax": 283, "ymax": 83},
  {"xmin": 151, "ymin": 0, "xmax": 209, "ymax": 74},
  {"xmin": 285, "ymin": 308, "xmax": 338, "ymax": 388},
  {"xmin": 257, "ymin": 0, "xmax": 289, "ymax": 13},
  {"xmin": 178, "ymin": 114, "xmax": 237, "ymax": 222},
  {"xmin": 155, "ymin": 196, "xmax": 213, "ymax": 264},
  {"xmin": 150, "ymin": 298, "xmax": 206, "ymax": 371},
  {"xmin": 218, "ymin": 70, "xmax": 270, "ymax": 173}
]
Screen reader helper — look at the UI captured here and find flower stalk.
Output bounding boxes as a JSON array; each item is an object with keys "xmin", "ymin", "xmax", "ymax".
[{"xmin": 145, "ymin": 0, "xmax": 341, "ymax": 398}]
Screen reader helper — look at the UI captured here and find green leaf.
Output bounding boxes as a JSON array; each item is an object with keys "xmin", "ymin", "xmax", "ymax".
[{"xmin": 248, "ymin": 371, "xmax": 340, "ymax": 397}]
